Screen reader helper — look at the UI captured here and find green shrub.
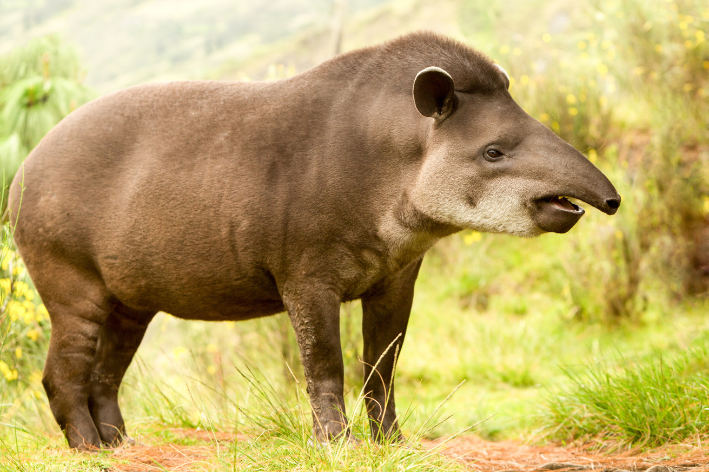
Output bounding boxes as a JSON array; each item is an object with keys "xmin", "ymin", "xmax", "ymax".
[{"xmin": 0, "ymin": 36, "xmax": 92, "ymax": 182}]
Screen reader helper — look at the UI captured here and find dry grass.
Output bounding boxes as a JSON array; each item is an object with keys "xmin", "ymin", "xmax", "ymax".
[{"xmin": 423, "ymin": 435, "xmax": 709, "ymax": 471}]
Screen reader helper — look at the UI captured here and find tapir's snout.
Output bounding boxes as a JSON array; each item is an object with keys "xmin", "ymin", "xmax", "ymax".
[
  {"xmin": 525, "ymin": 125, "xmax": 621, "ymax": 233},
  {"xmin": 601, "ymin": 194, "xmax": 621, "ymax": 215}
]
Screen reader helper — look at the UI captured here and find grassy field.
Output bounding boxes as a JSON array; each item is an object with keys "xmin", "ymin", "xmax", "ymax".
[{"xmin": 1, "ymin": 0, "xmax": 708, "ymax": 470}]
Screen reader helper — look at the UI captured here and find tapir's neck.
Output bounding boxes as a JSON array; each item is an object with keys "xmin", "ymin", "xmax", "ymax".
[{"xmin": 378, "ymin": 192, "xmax": 461, "ymax": 269}]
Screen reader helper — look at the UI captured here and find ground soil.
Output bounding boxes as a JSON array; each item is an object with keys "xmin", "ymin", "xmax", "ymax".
[{"xmin": 105, "ymin": 429, "xmax": 709, "ymax": 471}]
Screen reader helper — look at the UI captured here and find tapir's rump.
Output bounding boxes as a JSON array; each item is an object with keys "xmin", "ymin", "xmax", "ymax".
[{"xmin": 9, "ymin": 31, "xmax": 619, "ymax": 450}]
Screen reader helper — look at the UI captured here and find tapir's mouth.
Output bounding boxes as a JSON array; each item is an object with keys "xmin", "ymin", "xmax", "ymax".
[
  {"xmin": 542, "ymin": 196, "xmax": 585, "ymax": 214},
  {"xmin": 531, "ymin": 196, "xmax": 586, "ymax": 233}
]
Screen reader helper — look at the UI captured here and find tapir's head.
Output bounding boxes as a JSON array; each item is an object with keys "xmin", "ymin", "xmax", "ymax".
[{"xmin": 408, "ymin": 65, "xmax": 620, "ymax": 237}]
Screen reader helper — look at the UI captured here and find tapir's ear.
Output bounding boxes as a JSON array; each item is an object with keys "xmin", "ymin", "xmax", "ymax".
[
  {"xmin": 494, "ymin": 64, "xmax": 510, "ymax": 90},
  {"xmin": 413, "ymin": 67, "xmax": 457, "ymax": 120}
]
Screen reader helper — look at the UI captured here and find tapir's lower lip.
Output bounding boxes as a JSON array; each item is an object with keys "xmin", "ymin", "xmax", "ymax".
[{"xmin": 531, "ymin": 196, "xmax": 586, "ymax": 233}]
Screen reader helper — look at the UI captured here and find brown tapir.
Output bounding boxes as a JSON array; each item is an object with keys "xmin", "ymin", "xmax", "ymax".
[{"xmin": 9, "ymin": 31, "xmax": 620, "ymax": 450}]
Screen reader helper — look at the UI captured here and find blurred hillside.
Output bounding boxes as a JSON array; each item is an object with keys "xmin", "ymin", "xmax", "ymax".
[
  {"xmin": 0, "ymin": 0, "xmax": 392, "ymax": 93},
  {"xmin": 0, "ymin": 0, "xmax": 621, "ymax": 93}
]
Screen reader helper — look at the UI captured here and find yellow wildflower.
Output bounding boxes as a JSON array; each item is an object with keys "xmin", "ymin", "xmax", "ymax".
[
  {"xmin": 684, "ymin": 40, "xmax": 693, "ymax": 48},
  {"xmin": 683, "ymin": 83, "xmax": 693, "ymax": 92},
  {"xmin": 697, "ymin": 31, "xmax": 705, "ymax": 41},
  {"xmin": 542, "ymin": 33, "xmax": 551, "ymax": 43},
  {"xmin": 464, "ymin": 231, "xmax": 482, "ymax": 245},
  {"xmin": 596, "ymin": 63, "xmax": 608, "ymax": 76},
  {"xmin": 207, "ymin": 365, "xmax": 217, "ymax": 375},
  {"xmin": 599, "ymin": 96, "xmax": 608, "ymax": 107},
  {"xmin": 587, "ymin": 149, "xmax": 598, "ymax": 163},
  {"xmin": 520, "ymin": 75, "xmax": 530, "ymax": 85},
  {"xmin": 577, "ymin": 41, "xmax": 587, "ymax": 50},
  {"xmin": 704, "ymin": 61, "xmax": 709, "ymax": 69},
  {"xmin": 0, "ymin": 361, "xmax": 17, "ymax": 381},
  {"xmin": 1, "ymin": 251, "xmax": 15, "ymax": 271},
  {"xmin": 27, "ymin": 329, "xmax": 38, "ymax": 341},
  {"xmin": 540, "ymin": 113, "xmax": 550, "ymax": 122},
  {"xmin": 500, "ymin": 45, "xmax": 510, "ymax": 55},
  {"xmin": 551, "ymin": 121, "xmax": 560, "ymax": 132},
  {"xmin": 569, "ymin": 107, "xmax": 579, "ymax": 116},
  {"xmin": 655, "ymin": 44, "xmax": 662, "ymax": 53},
  {"xmin": 14, "ymin": 281, "xmax": 30, "ymax": 298},
  {"xmin": 0, "ymin": 278, "xmax": 11, "ymax": 295},
  {"xmin": 207, "ymin": 343, "xmax": 218, "ymax": 353},
  {"xmin": 615, "ymin": 230, "xmax": 624, "ymax": 240},
  {"xmin": 15, "ymin": 347, "xmax": 22, "ymax": 359},
  {"xmin": 679, "ymin": 21, "xmax": 688, "ymax": 29},
  {"xmin": 633, "ymin": 67, "xmax": 645, "ymax": 75},
  {"xmin": 566, "ymin": 94, "xmax": 577, "ymax": 104},
  {"xmin": 10, "ymin": 304, "xmax": 25, "ymax": 322}
]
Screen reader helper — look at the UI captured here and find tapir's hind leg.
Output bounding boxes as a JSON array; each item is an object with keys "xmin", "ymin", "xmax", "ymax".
[
  {"xmin": 89, "ymin": 305, "xmax": 154, "ymax": 447},
  {"xmin": 39, "ymin": 269, "xmax": 115, "ymax": 451}
]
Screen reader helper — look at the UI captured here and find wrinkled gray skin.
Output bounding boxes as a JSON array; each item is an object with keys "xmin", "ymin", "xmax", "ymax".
[{"xmin": 9, "ymin": 32, "xmax": 620, "ymax": 450}]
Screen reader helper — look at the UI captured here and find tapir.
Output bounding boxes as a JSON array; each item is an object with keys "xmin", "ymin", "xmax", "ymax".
[{"xmin": 9, "ymin": 31, "xmax": 620, "ymax": 450}]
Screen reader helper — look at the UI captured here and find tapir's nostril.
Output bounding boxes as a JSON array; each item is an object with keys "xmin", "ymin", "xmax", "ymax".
[{"xmin": 606, "ymin": 197, "xmax": 621, "ymax": 212}]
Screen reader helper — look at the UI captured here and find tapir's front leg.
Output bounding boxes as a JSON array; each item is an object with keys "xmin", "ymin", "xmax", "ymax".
[
  {"xmin": 361, "ymin": 258, "xmax": 423, "ymax": 442},
  {"xmin": 282, "ymin": 282, "xmax": 347, "ymax": 442}
]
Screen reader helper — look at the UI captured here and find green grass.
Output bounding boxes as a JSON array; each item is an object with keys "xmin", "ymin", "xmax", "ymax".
[{"xmin": 542, "ymin": 338, "xmax": 709, "ymax": 448}]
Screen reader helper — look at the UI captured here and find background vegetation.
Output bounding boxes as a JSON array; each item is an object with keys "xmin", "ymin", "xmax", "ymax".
[{"xmin": 0, "ymin": 0, "xmax": 708, "ymax": 469}]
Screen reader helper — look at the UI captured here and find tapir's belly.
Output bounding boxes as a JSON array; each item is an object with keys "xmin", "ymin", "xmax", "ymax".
[
  {"xmin": 93, "ymin": 206, "xmax": 284, "ymax": 321},
  {"xmin": 97, "ymin": 246, "xmax": 286, "ymax": 321}
]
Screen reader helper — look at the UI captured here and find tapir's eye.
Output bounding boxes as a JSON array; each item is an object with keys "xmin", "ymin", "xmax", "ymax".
[{"xmin": 484, "ymin": 149, "xmax": 504, "ymax": 161}]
